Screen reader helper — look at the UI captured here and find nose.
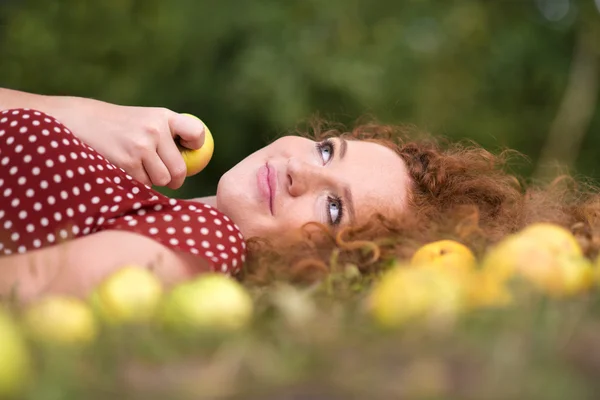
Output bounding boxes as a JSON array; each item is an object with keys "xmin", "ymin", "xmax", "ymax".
[{"xmin": 286, "ymin": 158, "xmax": 331, "ymax": 197}]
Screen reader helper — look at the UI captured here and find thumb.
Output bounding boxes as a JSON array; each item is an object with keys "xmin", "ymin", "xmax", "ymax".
[{"xmin": 169, "ymin": 113, "xmax": 206, "ymax": 150}]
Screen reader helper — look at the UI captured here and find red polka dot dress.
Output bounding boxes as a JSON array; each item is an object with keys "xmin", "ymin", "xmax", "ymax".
[{"xmin": 0, "ymin": 109, "xmax": 246, "ymax": 275}]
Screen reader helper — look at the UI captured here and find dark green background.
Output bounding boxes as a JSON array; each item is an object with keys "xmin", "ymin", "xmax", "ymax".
[{"xmin": 1, "ymin": 0, "xmax": 599, "ymax": 198}]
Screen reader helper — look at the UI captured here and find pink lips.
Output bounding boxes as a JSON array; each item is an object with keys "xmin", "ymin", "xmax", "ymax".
[{"xmin": 257, "ymin": 163, "xmax": 276, "ymax": 214}]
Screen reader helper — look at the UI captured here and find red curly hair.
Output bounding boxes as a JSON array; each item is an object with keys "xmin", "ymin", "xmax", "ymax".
[{"xmin": 240, "ymin": 120, "xmax": 600, "ymax": 284}]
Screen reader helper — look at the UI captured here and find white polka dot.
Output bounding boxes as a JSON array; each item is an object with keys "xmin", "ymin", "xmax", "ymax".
[
  {"xmin": 14, "ymin": 144, "xmax": 22, "ymax": 153},
  {"xmin": 126, "ymin": 193, "xmax": 134, "ymax": 199},
  {"xmin": 137, "ymin": 209, "xmax": 146, "ymax": 216},
  {"xmin": 59, "ymin": 155, "xmax": 67, "ymax": 163},
  {"xmin": 0, "ymin": 210, "xmax": 3, "ymax": 219},
  {"xmin": 53, "ymin": 174, "xmax": 61, "ymax": 183},
  {"xmin": 173, "ymin": 205, "xmax": 182, "ymax": 212},
  {"xmin": 216, "ymin": 244, "xmax": 225, "ymax": 251},
  {"xmin": 54, "ymin": 212, "xmax": 62, "ymax": 221},
  {"xmin": 9, "ymin": 166, "xmax": 17, "ymax": 175},
  {"xmin": 32, "ymin": 167, "xmax": 40, "ymax": 175},
  {"xmin": 188, "ymin": 205, "xmax": 197, "ymax": 211},
  {"xmin": 205, "ymin": 251, "xmax": 214, "ymax": 258},
  {"xmin": 62, "ymin": 138, "xmax": 69, "ymax": 145},
  {"xmin": 221, "ymin": 264, "xmax": 228, "ymax": 272},
  {"xmin": 163, "ymin": 214, "xmax": 173, "ymax": 222},
  {"xmin": 11, "ymin": 232, "xmax": 19, "ymax": 242},
  {"xmin": 146, "ymin": 216, "xmax": 156, "ymax": 223},
  {"xmin": 72, "ymin": 186, "xmax": 80, "ymax": 196},
  {"xmin": 232, "ymin": 247, "xmax": 238, "ymax": 254},
  {"xmin": 18, "ymin": 211, "xmax": 27, "ymax": 219},
  {"xmin": 50, "ymin": 140, "xmax": 58, "ymax": 148},
  {"xmin": 28, "ymin": 135, "xmax": 36, "ymax": 143},
  {"xmin": 220, "ymin": 253, "xmax": 229, "ymax": 260},
  {"xmin": 47, "ymin": 196, "xmax": 56, "ymax": 205},
  {"xmin": 32, "ymin": 120, "xmax": 40, "ymax": 126},
  {"xmin": 59, "ymin": 230, "xmax": 68, "ymax": 239},
  {"xmin": 70, "ymin": 152, "xmax": 78, "ymax": 160},
  {"xmin": 183, "ymin": 227, "xmax": 192, "ymax": 234},
  {"xmin": 72, "ymin": 226, "xmax": 80, "ymax": 235},
  {"xmin": 114, "ymin": 177, "xmax": 121, "ymax": 184},
  {"xmin": 54, "ymin": 127, "xmax": 61, "ymax": 133},
  {"xmin": 169, "ymin": 238, "xmax": 179, "ymax": 246},
  {"xmin": 166, "ymin": 227, "xmax": 176, "ymax": 235},
  {"xmin": 33, "ymin": 239, "xmax": 41, "ymax": 248},
  {"xmin": 40, "ymin": 180, "xmax": 48, "ymax": 189},
  {"xmin": 66, "ymin": 208, "xmax": 74, "ymax": 217},
  {"xmin": 181, "ymin": 215, "xmax": 191, "ymax": 222},
  {"xmin": 85, "ymin": 217, "xmax": 94, "ymax": 225},
  {"xmin": 198, "ymin": 216, "xmax": 206, "ymax": 223},
  {"xmin": 37, "ymin": 146, "xmax": 45, "ymax": 154},
  {"xmin": 9, "ymin": 121, "xmax": 17, "ymax": 127},
  {"xmin": 190, "ymin": 248, "xmax": 199, "ymax": 255},
  {"xmin": 132, "ymin": 202, "xmax": 142, "ymax": 210},
  {"xmin": 47, "ymin": 233, "xmax": 55, "ymax": 243},
  {"xmin": 3, "ymin": 220, "xmax": 12, "ymax": 229},
  {"xmin": 114, "ymin": 196, "xmax": 122, "ymax": 202},
  {"xmin": 6, "ymin": 137, "xmax": 14, "ymax": 145},
  {"xmin": 42, "ymin": 129, "xmax": 49, "ymax": 136},
  {"xmin": 1, "ymin": 157, "xmax": 9, "ymax": 166},
  {"xmin": 89, "ymin": 165, "xmax": 96, "ymax": 173},
  {"xmin": 91, "ymin": 196, "xmax": 100, "ymax": 204},
  {"xmin": 105, "ymin": 188, "xmax": 113, "ymax": 195},
  {"xmin": 40, "ymin": 217, "xmax": 49, "ymax": 227},
  {"xmin": 19, "ymin": 126, "xmax": 27, "ymax": 133},
  {"xmin": 153, "ymin": 205, "xmax": 163, "ymax": 211},
  {"xmin": 228, "ymin": 235, "xmax": 237, "ymax": 243},
  {"xmin": 84, "ymin": 183, "xmax": 92, "ymax": 191},
  {"xmin": 214, "ymin": 219, "xmax": 222, "ymax": 226},
  {"xmin": 149, "ymin": 227, "xmax": 158, "ymax": 235},
  {"xmin": 60, "ymin": 191, "xmax": 68, "ymax": 200},
  {"xmin": 110, "ymin": 205, "xmax": 118, "ymax": 212},
  {"xmin": 11, "ymin": 198, "xmax": 19, "ymax": 207},
  {"xmin": 186, "ymin": 239, "xmax": 195, "ymax": 246},
  {"xmin": 232, "ymin": 259, "xmax": 238, "ymax": 268},
  {"xmin": 33, "ymin": 202, "xmax": 42, "ymax": 211},
  {"xmin": 201, "ymin": 241, "xmax": 210, "ymax": 248},
  {"xmin": 46, "ymin": 159, "xmax": 54, "ymax": 168},
  {"xmin": 209, "ymin": 210, "xmax": 218, "ymax": 216},
  {"xmin": 66, "ymin": 170, "xmax": 74, "ymax": 178},
  {"xmin": 79, "ymin": 204, "xmax": 86, "ymax": 213},
  {"xmin": 128, "ymin": 219, "xmax": 138, "ymax": 226},
  {"xmin": 200, "ymin": 227, "xmax": 209, "ymax": 235},
  {"xmin": 3, "ymin": 188, "xmax": 12, "ymax": 197},
  {"xmin": 216, "ymin": 230, "xmax": 223, "ymax": 238},
  {"xmin": 132, "ymin": 187, "xmax": 140, "ymax": 194}
]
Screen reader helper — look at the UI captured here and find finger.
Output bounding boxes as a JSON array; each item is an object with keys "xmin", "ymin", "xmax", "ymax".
[
  {"xmin": 157, "ymin": 137, "xmax": 187, "ymax": 190},
  {"xmin": 142, "ymin": 152, "xmax": 172, "ymax": 187},
  {"xmin": 128, "ymin": 163, "xmax": 153, "ymax": 187},
  {"xmin": 169, "ymin": 113, "xmax": 205, "ymax": 150}
]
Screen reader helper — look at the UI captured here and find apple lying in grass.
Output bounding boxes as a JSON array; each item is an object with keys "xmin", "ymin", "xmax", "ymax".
[
  {"xmin": 410, "ymin": 239, "xmax": 477, "ymax": 277},
  {"xmin": 90, "ymin": 266, "xmax": 163, "ymax": 325},
  {"xmin": 0, "ymin": 310, "xmax": 30, "ymax": 398},
  {"xmin": 178, "ymin": 113, "xmax": 214, "ymax": 176},
  {"xmin": 159, "ymin": 274, "xmax": 253, "ymax": 332},
  {"xmin": 22, "ymin": 296, "xmax": 97, "ymax": 346}
]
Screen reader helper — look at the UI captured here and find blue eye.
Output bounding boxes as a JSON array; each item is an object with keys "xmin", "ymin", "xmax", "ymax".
[
  {"xmin": 327, "ymin": 195, "xmax": 344, "ymax": 226},
  {"xmin": 316, "ymin": 139, "xmax": 335, "ymax": 164}
]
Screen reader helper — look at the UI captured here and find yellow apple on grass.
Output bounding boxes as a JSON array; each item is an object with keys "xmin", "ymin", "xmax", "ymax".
[
  {"xmin": 480, "ymin": 224, "xmax": 593, "ymax": 297},
  {"xmin": 90, "ymin": 266, "xmax": 164, "ymax": 325},
  {"xmin": 410, "ymin": 240, "xmax": 477, "ymax": 277},
  {"xmin": 367, "ymin": 262, "xmax": 465, "ymax": 329},
  {"xmin": 159, "ymin": 274, "xmax": 253, "ymax": 333},
  {"xmin": 22, "ymin": 296, "xmax": 97, "ymax": 346},
  {"xmin": 178, "ymin": 113, "xmax": 214, "ymax": 176},
  {"xmin": 0, "ymin": 309, "xmax": 31, "ymax": 399}
]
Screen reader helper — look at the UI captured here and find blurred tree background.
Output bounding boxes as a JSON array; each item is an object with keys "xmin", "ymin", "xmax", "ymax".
[{"xmin": 1, "ymin": 0, "xmax": 599, "ymax": 198}]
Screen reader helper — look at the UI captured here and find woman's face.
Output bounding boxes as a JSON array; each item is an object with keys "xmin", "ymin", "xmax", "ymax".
[{"xmin": 217, "ymin": 136, "xmax": 411, "ymax": 241}]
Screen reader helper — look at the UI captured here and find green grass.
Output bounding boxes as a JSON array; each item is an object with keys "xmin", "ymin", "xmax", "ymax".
[{"xmin": 7, "ymin": 275, "xmax": 600, "ymax": 400}]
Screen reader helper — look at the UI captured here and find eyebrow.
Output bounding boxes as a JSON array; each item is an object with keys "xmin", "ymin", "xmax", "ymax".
[{"xmin": 337, "ymin": 138, "xmax": 356, "ymax": 224}]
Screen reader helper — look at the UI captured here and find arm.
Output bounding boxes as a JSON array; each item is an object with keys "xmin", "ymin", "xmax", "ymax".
[
  {"xmin": 0, "ymin": 88, "xmax": 205, "ymax": 189},
  {"xmin": 0, "ymin": 230, "xmax": 210, "ymax": 302}
]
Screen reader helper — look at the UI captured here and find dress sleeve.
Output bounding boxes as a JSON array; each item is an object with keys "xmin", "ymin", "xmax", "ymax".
[{"xmin": 0, "ymin": 108, "xmax": 246, "ymax": 275}]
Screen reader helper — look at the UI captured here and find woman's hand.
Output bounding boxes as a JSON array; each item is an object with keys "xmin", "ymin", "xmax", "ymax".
[
  {"xmin": 0, "ymin": 88, "xmax": 205, "ymax": 189},
  {"xmin": 61, "ymin": 98, "xmax": 206, "ymax": 189}
]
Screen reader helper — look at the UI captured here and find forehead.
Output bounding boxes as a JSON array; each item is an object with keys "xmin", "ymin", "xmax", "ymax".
[{"xmin": 342, "ymin": 139, "xmax": 410, "ymax": 222}]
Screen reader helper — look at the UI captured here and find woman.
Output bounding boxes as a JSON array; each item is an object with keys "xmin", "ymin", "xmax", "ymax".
[{"xmin": 1, "ymin": 89, "xmax": 598, "ymax": 300}]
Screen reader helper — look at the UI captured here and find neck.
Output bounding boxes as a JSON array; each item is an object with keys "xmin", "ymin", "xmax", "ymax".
[{"xmin": 190, "ymin": 195, "xmax": 217, "ymax": 208}]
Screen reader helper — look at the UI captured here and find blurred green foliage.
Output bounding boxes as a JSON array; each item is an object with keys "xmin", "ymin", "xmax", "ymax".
[{"xmin": 1, "ymin": 0, "xmax": 599, "ymax": 198}]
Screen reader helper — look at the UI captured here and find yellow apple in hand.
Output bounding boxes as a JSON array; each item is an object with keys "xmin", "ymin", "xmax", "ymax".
[
  {"xmin": 90, "ymin": 266, "xmax": 164, "ymax": 325},
  {"xmin": 178, "ymin": 113, "xmax": 214, "ymax": 176},
  {"xmin": 22, "ymin": 296, "xmax": 97, "ymax": 346},
  {"xmin": 0, "ymin": 309, "xmax": 31, "ymax": 398}
]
